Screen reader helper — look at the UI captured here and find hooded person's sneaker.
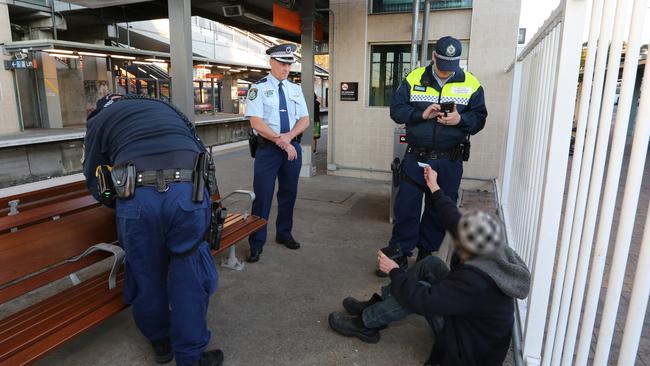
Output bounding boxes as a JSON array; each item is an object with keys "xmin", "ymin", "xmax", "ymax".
[{"xmin": 328, "ymin": 311, "xmax": 380, "ymax": 343}]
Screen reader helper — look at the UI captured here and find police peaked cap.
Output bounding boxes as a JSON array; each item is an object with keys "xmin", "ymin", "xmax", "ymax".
[{"xmin": 267, "ymin": 43, "xmax": 297, "ymax": 64}]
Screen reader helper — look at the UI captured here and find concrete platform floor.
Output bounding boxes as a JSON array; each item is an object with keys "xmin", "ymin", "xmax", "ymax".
[{"xmin": 26, "ymin": 128, "xmax": 512, "ymax": 366}]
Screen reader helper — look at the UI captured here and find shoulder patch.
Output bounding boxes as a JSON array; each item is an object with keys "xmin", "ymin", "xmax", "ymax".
[
  {"xmin": 255, "ymin": 78, "xmax": 267, "ymax": 84},
  {"xmin": 248, "ymin": 88, "xmax": 258, "ymax": 101}
]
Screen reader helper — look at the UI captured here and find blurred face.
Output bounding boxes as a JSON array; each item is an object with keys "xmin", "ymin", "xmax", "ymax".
[
  {"xmin": 270, "ymin": 58, "xmax": 292, "ymax": 81},
  {"xmin": 433, "ymin": 54, "xmax": 455, "ymax": 79}
]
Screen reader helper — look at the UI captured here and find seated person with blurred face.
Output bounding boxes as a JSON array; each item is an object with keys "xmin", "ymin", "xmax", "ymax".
[{"xmin": 328, "ymin": 167, "xmax": 531, "ymax": 366}]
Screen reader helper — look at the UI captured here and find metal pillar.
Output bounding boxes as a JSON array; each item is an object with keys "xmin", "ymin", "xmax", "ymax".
[
  {"xmin": 410, "ymin": 0, "xmax": 420, "ymax": 69},
  {"xmin": 300, "ymin": 0, "xmax": 315, "ymax": 177},
  {"xmin": 168, "ymin": 0, "xmax": 194, "ymax": 122},
  {"xmin": 420, "ymin": 0, "xmax": 431, "ymax": 65},
  {"xmin": 0, "ymin": 1, "xmax": 20, "ymax": 134}
]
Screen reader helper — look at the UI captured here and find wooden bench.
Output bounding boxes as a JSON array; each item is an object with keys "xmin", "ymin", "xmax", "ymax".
[{"xmin": 0, "ymin": 183, "xmax": 265, "ymax": 365}]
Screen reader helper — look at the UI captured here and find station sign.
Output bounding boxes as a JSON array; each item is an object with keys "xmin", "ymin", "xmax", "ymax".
[
  {"xmin": 4, "ymin": 54, "xmax": 36, "ymax": 70},
  {"xmin": 340, "ymin": 82, "xmax": 358, "ymax": 101}
]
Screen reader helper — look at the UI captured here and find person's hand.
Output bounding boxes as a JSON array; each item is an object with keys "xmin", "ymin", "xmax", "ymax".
[
  {"xmin": 284, "ymin": 143, "xmax": 298, "ymax": 161},
  {"xmin": 422, "ymin": 104, "xmax": 441, "ymax": 120},
  {"xmin": 378, "ymin": 251, "xmax": 400, "ymax": 274},
  {"xmin": 437, "ymin": 105, "xmax": 461, "ymax": 126},
  {"xmin": 276, "ymin": 133, "xmax": 293, "ymax": 148},
  {"xmin": 423, "ymin": 166, "xmax": 440, "ymax": 193}
]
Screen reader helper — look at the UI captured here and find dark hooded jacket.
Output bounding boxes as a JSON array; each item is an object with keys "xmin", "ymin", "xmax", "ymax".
[{"xmin": 388, "ymin": 190, "xmax": 530, "ymax": 366}]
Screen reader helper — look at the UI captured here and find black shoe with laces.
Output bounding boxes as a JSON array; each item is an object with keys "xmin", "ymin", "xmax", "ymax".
[
  {"xmin": 328, "ymin": 311, "xmax": 380, "ymax": 343},
  {"xmin": 194, "ymin": 349, "xmax": 224, "ymax": 366},
  {"xmin": 342, "ymin": 293, "xmax": 383, "ymax": 316},
  {"xmin": 151, "ymin": 338, "xmax": 173, "ymax": 364}
]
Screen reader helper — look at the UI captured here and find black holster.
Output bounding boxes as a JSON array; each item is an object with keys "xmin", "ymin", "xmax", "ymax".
[
  {"xmin": 248, "ymin": 130, "xmax": 258, "ymax": 158},
  {"xmin": 96, "ymin": 165, "xmax": 116, "ymax": 207},
  {"xmin": 206, "ymin": 203, "xmax": 228, "ymax": 250},
  {"xmin": 391, "ymin": 158, "xmax": 401, "ymax": 188},
  {"xmin": 451, "ymin": 135, "xmax": 471, "ymax": 162},
  {"xmin": 192, "ymin": 152, "xmax": 208, "ymax": 202}
]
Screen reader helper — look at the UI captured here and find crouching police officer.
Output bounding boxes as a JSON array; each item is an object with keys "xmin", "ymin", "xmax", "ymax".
[
  {"xmin": 84, "ymin": 95, "xmax": 223, "ymax": 366},
  {"xmin": 379, "ymin": 36, "xmax": 488, "ymax": 276},
  {"xmin": 244, "ymin": 43, "xmax": 310, "ymax": 263}
]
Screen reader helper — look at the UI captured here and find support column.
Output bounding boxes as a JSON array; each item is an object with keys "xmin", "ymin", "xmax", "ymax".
[
  {"xmin": 420, "ymin": 0, "xmax": 431, "ymax": 65},
  {"xmin": 0, "ymin": 1, "xmax": 21, "ymax": 134},
  {"xmin": 35, "ymin": 52, "xmax": 63, "ymax": 128},
  {"xmin": 168, "ymin": 0, "xmax": 194, "ymax": 122},
  {"xmin": 300, "ymin": 0, "xmax": 315, "ymax": 177},
  {"xmin": 410, "ymin": 0, "xmax": 420, "ymax": 69}
]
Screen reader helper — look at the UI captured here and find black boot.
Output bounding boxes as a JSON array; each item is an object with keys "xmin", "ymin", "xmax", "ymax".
[
  {"xmin": 375, "ymin": 254, "xmax": 408, "ymax": 277},
  {"xmin": 247, "ymin": 247, "xmax": 263, "ymax": 263},
  {"xmin": 151, "ymin": 338, "xmax": 173, "ymax": 364},
  {"xmin": 328, "ymin": 311, "xmax": 380, "ymax": 343},
  {"xmin": 416, "ymin": 246, "xmax": 432, "ymax": 262},
  {"xmin": 194, "ymin": 349, "xmax": 224, "ymax": 366},
  {"xmin": 342, "ymin": 293, "xmax": 383, "ymax": 316}
]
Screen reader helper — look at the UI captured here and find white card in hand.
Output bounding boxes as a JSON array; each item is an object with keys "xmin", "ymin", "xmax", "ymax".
[{"xmin": 417, "ymin": 162, "xmax": 431, "ymax": 168}]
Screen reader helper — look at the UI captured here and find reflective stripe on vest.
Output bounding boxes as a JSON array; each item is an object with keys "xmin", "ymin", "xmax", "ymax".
[{"xmin": 405, "ymin": 67, "xmax": 481, "ymax": 106}]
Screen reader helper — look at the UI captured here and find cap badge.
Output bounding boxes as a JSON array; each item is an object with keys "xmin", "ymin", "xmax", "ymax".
[
  {"xmin": 285, "ymin": 46, "xmax": 292, "ymax": 53},
  {"xmin": 446, "ymin": 44, "xmax": 456, "ymax": 57}
]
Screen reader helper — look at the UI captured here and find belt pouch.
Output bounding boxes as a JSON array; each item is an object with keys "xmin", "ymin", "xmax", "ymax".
[{"xmin": 111, "ymin": 164, "xmax": 136, "ymax": 199}]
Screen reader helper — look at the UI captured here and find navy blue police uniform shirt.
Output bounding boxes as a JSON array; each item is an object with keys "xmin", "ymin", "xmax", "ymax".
[{"xmin": 83, "ymin": 99, "xmax": 201, "ymax": 201}]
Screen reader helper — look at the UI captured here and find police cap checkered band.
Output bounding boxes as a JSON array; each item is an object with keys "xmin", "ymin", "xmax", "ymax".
[{"xmin": 457, "ymin": 211, "xmax": 502, "ymax": 255}]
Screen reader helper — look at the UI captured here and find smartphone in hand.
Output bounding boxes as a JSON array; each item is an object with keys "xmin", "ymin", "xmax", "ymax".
[{"xmin": 439, "ymin": 102, "xmax": 455, "ymax": 117}]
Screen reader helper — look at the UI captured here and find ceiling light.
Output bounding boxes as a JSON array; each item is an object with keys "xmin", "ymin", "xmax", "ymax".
[
  {"xmin": 78, "ymin": 51, "xmax": 107, "ymax": 57},
  {"xmin": 44, "ymin": 48, "xmax": 73, "ymax": 54},
  {"xmin": 229, "ymin": 69, "xmax": 239, "ymax": 72},
  {"xmin": 217, "ymin": 65, "xmax": 230, "ymax": 69},
  {"xmin": 48, "ymin": 54, "xmax": 79, "ymax": 59},
  {"xmin": 133, "ymin": 61, "xmax": 152, "ymax": 65},
  {"xmin": 145, "ymin": 58, "xmax": 167, "ymax": 63},
  {"xmin": 250, "ymin": 69, "xmax": 261, "ymax": 72},
  {"xmin": 111, "ymin": 54, "xmax": 136, "ymax": 60},
  {"xmin": 200, "ymin": 64, "xmax": 213, "ymax": 68}
]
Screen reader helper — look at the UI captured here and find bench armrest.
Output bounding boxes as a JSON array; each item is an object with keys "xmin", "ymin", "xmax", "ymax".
[
  {"xmin": 67, "ymin": 242, "xmax": 125, "ymax": 290},
  {"xmin": 217, "ymin": 190, "xmax": 256, "ymax": 219}
]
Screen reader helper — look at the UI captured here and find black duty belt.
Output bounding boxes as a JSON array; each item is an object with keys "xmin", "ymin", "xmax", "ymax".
[
  {"xmin": 406, "ymin": 146, "xmax": 453, "ymax": 160},
  {"xmin": 257, "ymin": 134, "xmax": 302, "ymax": 147},
  {"xmin": 136, "ymin": 169, "xmax": 194, "ymax": 191}
]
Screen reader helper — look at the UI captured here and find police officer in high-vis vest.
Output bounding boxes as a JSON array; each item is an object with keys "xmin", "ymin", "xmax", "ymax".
[
  {"xmin": 245, "ymin": 43, "xmax": 310, "ymax": 263},
  {"xmin": 379, "ymin": 36, "xmax": 488, "ymax": 277}
]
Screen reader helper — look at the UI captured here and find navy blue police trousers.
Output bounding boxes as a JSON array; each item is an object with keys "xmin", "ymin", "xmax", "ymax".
[
  {"xmin": 389, "ymin": 153, "xmax": 463, "ymax": 256},
  {"xmin": 116, "ymin": 182, "xmax": 218, "ymax": 366},
  {"xmin": 249, "ymin": 142, "xmax": 302, "ymax": 251}
]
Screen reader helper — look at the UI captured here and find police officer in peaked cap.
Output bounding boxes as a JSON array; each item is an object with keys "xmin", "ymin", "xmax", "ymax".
[
  {"xmin": 379, "ymin": 36, "xmax": 488, "ymax": 276},
  {"xmin": 244, "ymin": 43, "xmax": 310, "ymax": 263}
]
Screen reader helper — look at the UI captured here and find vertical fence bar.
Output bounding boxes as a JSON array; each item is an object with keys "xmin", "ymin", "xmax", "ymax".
[
  {"xmin": 562, "ymin": 0, "xmax": 642, "ymax": 363},
  {"xmin": 616, "ymin": 56, "xmax": 650, "ymax": 365},
  {"xmin": 541, "ymin": 0, "xmax": 616, "ymax": 363},
  {"xmin": 521, "ymin": 1, "xmax": 587, "ymax": 363}
]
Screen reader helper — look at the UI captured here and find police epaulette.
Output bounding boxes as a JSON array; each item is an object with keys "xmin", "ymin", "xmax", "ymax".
[{"xmin": 255, "ymin": 78, "xmax": 267, "ymax": 84}]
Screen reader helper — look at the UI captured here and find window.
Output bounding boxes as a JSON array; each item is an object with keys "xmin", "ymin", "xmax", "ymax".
[
  {"xmin": 369, "ymin": 41, "xmax": 470, "ymax": 107},
  {"xmin": 369, "ymin": 45, "xmax": 411, "ymax": 107},
  {"xmin": 370, "ymin": 0, "xmax": 472, "ymax": 14}
]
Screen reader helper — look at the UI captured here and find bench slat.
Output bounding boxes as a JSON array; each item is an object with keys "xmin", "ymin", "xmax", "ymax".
[
  {"xmin": 0, "ymin": 280, "xmax": 124, "ymax": 362},
  {"xmin": 0, "ymin": 207, "xmax": 116, "ymax": 286},
  {"xmin": 1, "ymin": 293, "xmax": 126, "ymax": 366},
  {"xmin": 0, "ymin": 195, "xmax": 99, "ymax": 233}
]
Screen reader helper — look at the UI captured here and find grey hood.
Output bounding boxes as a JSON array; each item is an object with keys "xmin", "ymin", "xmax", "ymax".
[{"xmin": 465, "ymin": 245, "xmax": 531, "ymax": 299}]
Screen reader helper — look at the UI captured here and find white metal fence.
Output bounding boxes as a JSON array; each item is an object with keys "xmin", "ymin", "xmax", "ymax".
[{"xmin": 500, "ymin": 0, "xmax": 650, "ymax": 364}]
